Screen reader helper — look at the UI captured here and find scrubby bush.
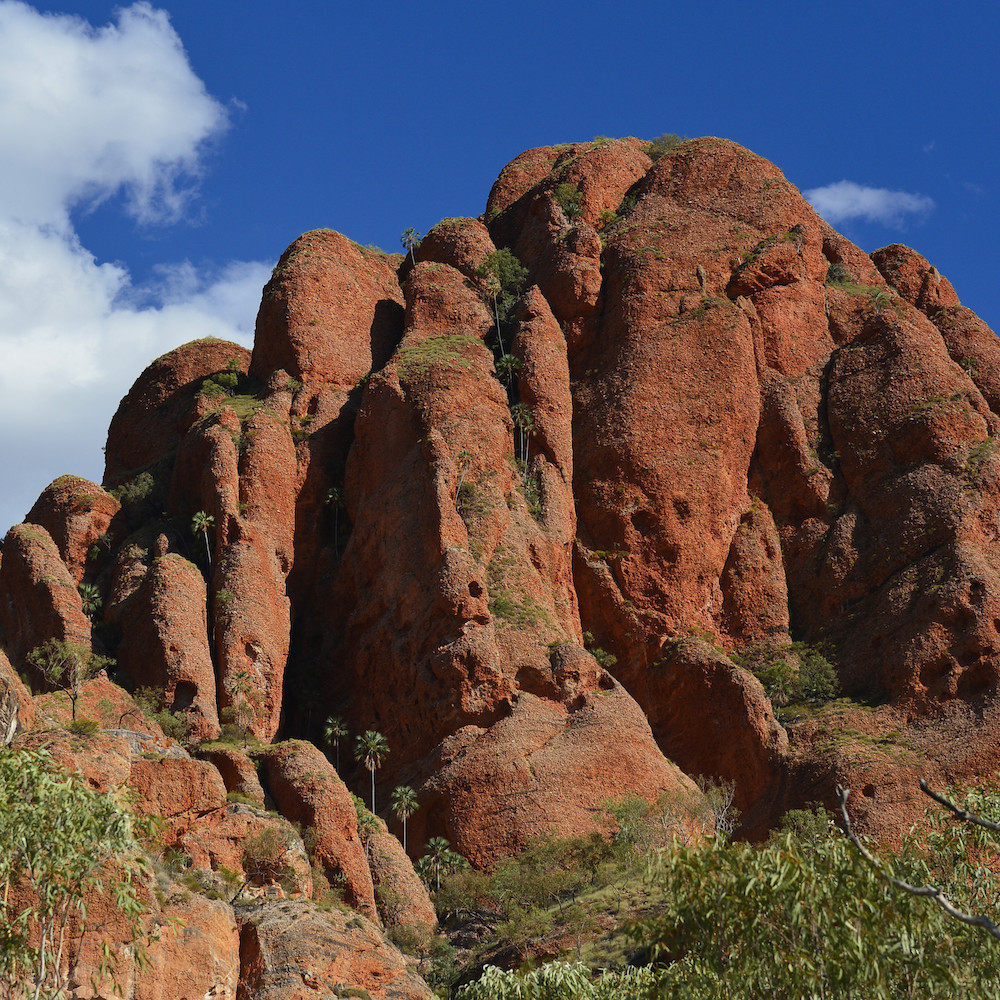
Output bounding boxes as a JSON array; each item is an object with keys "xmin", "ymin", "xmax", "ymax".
[
  {"xmin": 552, "ymin": 182, "xmax": 583, "ymax": 220},
  {"xmin": 646, "ymin": 133, "xmax": 686, "ymax": 160},
  {"xmin": 456, "ymin": 961, "xmax": 662, "ymax": 999},
  {"xmin": 826, "ymin": 260, "xmax": 854, "ymax": 285},
  {"xmin": 734, "ymin": 641, "xmax": 839, "ymax": 707}
]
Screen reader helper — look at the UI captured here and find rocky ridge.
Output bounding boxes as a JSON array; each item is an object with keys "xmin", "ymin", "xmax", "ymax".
[{"xmin": 4, "ymin": 135, "xmax": 1000, "ymax": 996}]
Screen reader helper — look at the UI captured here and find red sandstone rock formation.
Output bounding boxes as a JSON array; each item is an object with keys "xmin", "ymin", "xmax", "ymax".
[
  {"xmin": 367, "ymin": 817, "xmax": 438, "ymax": 930},
  {"xmin": 25, "ymin": 475, "xmax": 120, "ymax": 584},
  {"xmin": 0, "ymin": 521, "xmax": 92, "ymax": 665},
  {"xmin": 9, "ymin": 134, "xmax": 1000, "ymax": 994},
  {"xmin": 113, "ymin": 552, "xmax": 220, "ymax": 740},
  {"xmin": 237, "ymin": 901, "xmax": 432, "ymax": 1000},
  {"xmin": 257, "ymin": 740, "xmax": 378, "ymax": 919}
]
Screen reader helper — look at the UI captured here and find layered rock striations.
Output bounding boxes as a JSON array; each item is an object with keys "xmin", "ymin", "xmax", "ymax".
[{"xmin": 5, "ymin": 135, "xmax": 1000, "ymax": 992}]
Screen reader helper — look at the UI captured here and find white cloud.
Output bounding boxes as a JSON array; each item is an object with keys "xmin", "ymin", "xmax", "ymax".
[
  {"xmin": 804, "ymin": 180, "xmax": 934, "ymax": 227},
  {"xmin": 0, "ymin": 0, "xmax": 228, "ymax": 227},
  {"xmin": 0, "ymin": 3, "xmax": 271, "ymax": 533}
]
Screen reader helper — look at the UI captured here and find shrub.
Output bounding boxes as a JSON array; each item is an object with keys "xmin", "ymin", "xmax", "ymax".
[
  {"xmin": 456, "ymin": 961, "xmax": 663, "ymax": 999},
  {"xmin": 488, "ymin": 589, "xmax": 550, "ymax": 628},
  {"xmin": 646, "ymin": 133, "xmax": 686, "ymax": 160},
  {"xmin": 552, "ymin": 182, "xmax": 583, "ymax": 220},
  {"xmin": 733, "ymin": 641, "xmax": 839, "ymax": 707},
  {"xmin": 133, "ymin": 686, "xmax": 192, "ymax": 743},
  {"xmin": 826, "ymin": 261, "xmax": 854, "ymax": 285},
  {"xmin": 582, "ymin": 631, "xmax": 617, "ymax": 669},
  {"xmin": 66, "ymin": 717, "xmax": 100, "ymax": 736},
  {"xmin": 235, "ymin": 825, "xmax": 296, "ymax": 899}
]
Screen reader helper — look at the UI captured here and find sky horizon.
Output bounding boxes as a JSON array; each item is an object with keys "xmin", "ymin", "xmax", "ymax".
[{"xmin": 1, "ymin": 1, "xmax": 998, "ymax": 535}]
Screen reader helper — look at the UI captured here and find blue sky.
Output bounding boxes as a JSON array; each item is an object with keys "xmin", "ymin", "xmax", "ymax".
[{"xmin": 1, "ymin": 0, "xmax": 998, "ymax": 534}]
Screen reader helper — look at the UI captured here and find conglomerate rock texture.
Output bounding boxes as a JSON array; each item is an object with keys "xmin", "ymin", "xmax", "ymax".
[{"xmin": 5, "ymin": 136, "xmax": 1000, "ymax": 996}]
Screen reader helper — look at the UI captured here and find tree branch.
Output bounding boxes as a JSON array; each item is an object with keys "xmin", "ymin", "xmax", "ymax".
[
  {"xmin": 919, "ymin": 778, "xmax": 1000, "ymax": 834},
  {"xmin": 837, "ymin": 784, "xmax": 1000, "ymax": 940}
]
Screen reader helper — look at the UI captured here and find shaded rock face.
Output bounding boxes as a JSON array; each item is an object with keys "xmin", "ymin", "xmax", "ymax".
[{"xmin": 8, "ymin": 133, "xmax": 1000, "ymax": 896}]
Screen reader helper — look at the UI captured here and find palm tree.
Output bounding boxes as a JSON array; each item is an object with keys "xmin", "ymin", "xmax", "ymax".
[
  {"xmin": 78, "ymin": 582, "xmax": 102, "ymax": 621},
  {"xmin": 482, "ymin": 269, "xmax": 505, "ymax": 356},
  {"xmin": 323, "ymin": 715, "xmax": 348, "ymax": 773},
  {"xmin": 415, "ymin": 836, "xmax": 468, "ymax": 891},
  {"xmin": 391, "ymin": 785, "xmax": 419, "ymax": 853},
  {"xmin": 354, "ymin": 730, "xmax": 390, "ymax": 813},
  {"xmin": 400, "ymin": 228, "xmax": 421, "ymax": 265},
  {"xmin": 510, "ymin": 403, "xmax": 535, "ymax": 464},
  {"xmin": 191, "ymin": 510, "xmax": 215, "ymax": 569},
  {"xmin": 226, "ymin": 668, "xmax": 257, "ymax": 746}
]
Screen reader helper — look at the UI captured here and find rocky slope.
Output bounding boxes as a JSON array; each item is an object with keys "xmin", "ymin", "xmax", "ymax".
[{"xmin": 4, "ymin": 135, "xmax": 1000, "ymax": 994}]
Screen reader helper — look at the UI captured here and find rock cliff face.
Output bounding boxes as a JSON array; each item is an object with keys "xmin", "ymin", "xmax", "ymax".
[{"xmin": 5, "ymin": 135, "xmax": 1000, "ymax": 994}]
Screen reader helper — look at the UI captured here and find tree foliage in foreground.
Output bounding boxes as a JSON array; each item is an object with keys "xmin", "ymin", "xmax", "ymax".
[
  {"xmin": 640, "ymin": 800, "xmax": 1000, "ymax": 999},
  {"xmin": 455, "ymin": 961, "xmax": 660, "ymax": 999},
  {"xmin": 0, "ymin": 746, "xmax": 151, "ymax": 1000},
  {"xmin": 455, "ymin": 789, "xmax": 1000, "ymax": 1000}
]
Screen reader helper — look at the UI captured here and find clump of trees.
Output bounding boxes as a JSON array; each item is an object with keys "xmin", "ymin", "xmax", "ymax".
[
  {"xmin": 475, "ymin": 248, "xmax": 528, "ymax": 361},
  {"xmin": 637, "ymin": 793, "xmax": 1000, "ymax": 999},
  {"xmin": 733, "ymin": 640, "xmax": 839, "ymax": 708}
]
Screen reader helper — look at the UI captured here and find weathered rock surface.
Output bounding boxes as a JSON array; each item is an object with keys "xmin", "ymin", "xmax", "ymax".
[
  {"xmin": 0, "ymin": 521, "xmax": 91, "ymax": 665},
  {"xmin": 25, "ymin": 475, "xmax": 120, "ymax": 584},
  {"xmin": 9, "ymin": 133, "xmax": 1000, "ymax": 994},
  {"xmin": 113, "ymin": 552, "xmax": 220, "ymax": 740},
  {"xmin": 236, "ymin": 901, "xmax": 432, "ymax": 1000},
  {"xmin": 105, "ymin": 339, "xmax": 250, "ymax": 486},
  {"xmin": 368, "ymin": 818, "xmax": 438, "ymax": 930},
  {"xmin": 258, "ymin": 741, "xmax": 377, "ymax": 919},
  {"xmin": 250, "ymin": 229, "xmax": 404, "ymax": 388},
  {"xmin": 200, "ymin": 746, "xmax": 267, "ymax": 806}
]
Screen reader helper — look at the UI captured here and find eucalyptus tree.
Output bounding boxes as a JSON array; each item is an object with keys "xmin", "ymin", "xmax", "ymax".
[
  {"xmin": 0, "ymin": 747, "xmax": 151, "ymax": 999},
  {"xmin": 27, "ymin": 639, "xmax": 110, "ymax": 722}
]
